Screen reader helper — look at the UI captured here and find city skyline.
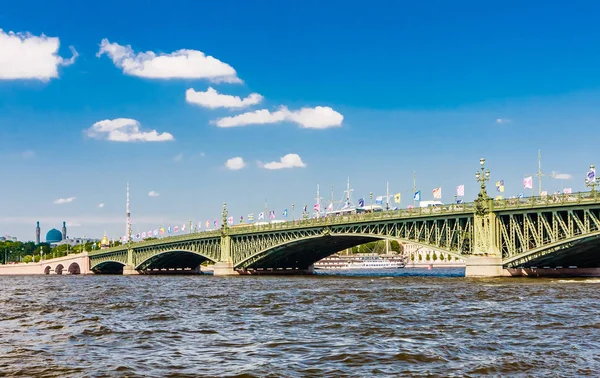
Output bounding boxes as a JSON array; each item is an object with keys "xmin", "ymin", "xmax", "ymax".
[{"xmin": 2, "ymin": 1, "xmax": 600, "ymax": 241}]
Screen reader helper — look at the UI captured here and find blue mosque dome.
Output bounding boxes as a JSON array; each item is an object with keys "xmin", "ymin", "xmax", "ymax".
[{"xmin": 46, "ymin": 229, "xmax": 63, "ymax": 243}]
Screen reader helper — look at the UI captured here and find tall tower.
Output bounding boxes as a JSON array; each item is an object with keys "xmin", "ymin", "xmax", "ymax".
[
  {"xmin": 35, "ymin": 221, "xmax": 40, "ymax": 245},
  {"xmin": 126, "ymin": 183, "xmax": 132, "ymax": 242},
  {"xmin": 62, "ymin": 221, "xmax": 67, "ymax": 240}
]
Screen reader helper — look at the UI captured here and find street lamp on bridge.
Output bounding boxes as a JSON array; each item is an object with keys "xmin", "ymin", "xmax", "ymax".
[{"xmin": 475, "ymin": 158, "xmax": 491, "ymax": 199}]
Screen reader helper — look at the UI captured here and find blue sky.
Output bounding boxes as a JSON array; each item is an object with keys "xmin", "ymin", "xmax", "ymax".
[{"xmin": 2, "ymin": 0, "xmax": 600, "ymax": 241}]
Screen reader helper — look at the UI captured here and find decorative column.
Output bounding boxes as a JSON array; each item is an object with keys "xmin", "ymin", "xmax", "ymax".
[
  {"xmin": 122, "ymin": 239, "xmax": 139, "ymax": 275},
  {"xmin": 213, "ymin": 202, "xmax": 238, "ymax": 276},
  {"xmin": 466, "ymin": 158, "xmax": 504, "ymax": 277}
]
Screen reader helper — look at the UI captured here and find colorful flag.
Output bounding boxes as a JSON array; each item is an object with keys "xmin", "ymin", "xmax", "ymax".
[
  {"xmin": 153, "ymin": 229, "xmax": 158, "ymax": 236},
  {"xmin": 205, "ymin": 220, "xmax": 210, "ymax": 228},
  {"xmin": 342, "ymin": 201, "xmax": 349, "ymax": 209},
  {"xmin": 313, "ymin": 203, "xmax": 320, "ymax": 211},
  {"xmin": 327, "ymin": 202, "xmax": 334, "ymax": 210},
  {"xmin": 523, "ymin": 176, "xmax": 533, "ymax": 189},
  {"xmin": 375, "ymin": 196, "xmax": 383, "ymax": 205},
  {"xmin": 174, "ymin": 226, "xmax": 179, "ymax": 233},
  {"xmin": 517, "ymin": 193, "xmax": 524, "ymax": 198},
  {"xmin": 269, "ymin": 210, "xmax": 275, "ymax": 219},
  {"xmin": 227, "ymin": 216, "xmax": 233, "ymax": 225},
  {"xmin": 414, "ymin": 191, "xmax": 421, "ymax": 201},
  {"xmin": 283, "ymin": 209, "xmax": 288, "ymax": 217},
  {"xmin": 258, "ymin": 212, "xmax": 264, "ymax": 220},
  {"xmin": 213, "ymin": 219, "xmax": 218, "ymax": 227},
  {"xmin": 433, "ymin": 187, "xmax": 442, "ymax": 199},
  {"xmin": 141, "ymin": 231, "xmax": 146, "ymax": 238},
  {"xmin": 586, "ymin": 169, "xmax": 596, "ymax": 183},
  {"xmin": 167, "ymin": 226, "xmax": 172, "ymax": 234},
  {"xmin": 147, "ymin": 231, "xmax": 152, "ymax": 237},
  {"xmin": 303, "ymin": 205, "xmax": 307, "ymax": 212},
  {"xmin": 394, "ymin": 193, "xmax": 401, "ymax": 203},
  {"xmin": 240, "ymin": 216, "xmax": 244, "ymax": 223},
  {"xmin": 358, "ymin": 198, "xmax": 365, "ymax": 207},
  {"xmin": 456, "ymin": 185, "xmax": 464, "ymax": 197},
  {"xmin": 181, "ymin": 224, "xmax": 186, "ymax": 231},
  {"xmin": 135, "ymin": 233, "xmax": 140, "ymax": 239},
  {"xmin": 496, "ymin": 180, "xmax": 505, "ymax": 193},
  {"xmin": 197, "ymin": 222, "xmax": 202, "ymax": 230},
  {"xmin": 248, "ymin": 213, "xmax": 254, "ymax": 221},
  {"xmin": 160, "ymin": 227, "xmax": 165, "ymax": 234},
  {"xmin": 563, "ymin": 188, "xmax": 572, "ymax": 194},
  {"xmin": 456, "ymin": 199, "xmax": 463, "ymax": 204}
]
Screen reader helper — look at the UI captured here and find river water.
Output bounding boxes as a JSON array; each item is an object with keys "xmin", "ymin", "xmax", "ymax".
[{"xmin": 1, "ymin": 268, "xmax": 599, "ymax": 377}]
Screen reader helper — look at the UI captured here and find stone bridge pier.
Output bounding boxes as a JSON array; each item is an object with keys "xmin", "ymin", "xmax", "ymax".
[{"xmin": 0, "ymin": 252, "xmax": 91, "ymax": 275}]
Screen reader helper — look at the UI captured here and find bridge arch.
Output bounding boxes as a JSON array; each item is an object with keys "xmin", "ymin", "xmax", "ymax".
[
  {"xmin": 503, "ymin": 231, "xmax": 600, "ymax": 268},
  {"xmin": 55, "ymin": 264, "xmax": 64, "ymax": 275},
  {"xmin": 44, "ymin": 266, "xmax": 51, "ymax": 274},
  {"xmin": 234, "ymin": 233, "xmax": 461, "ymax": 270},
  {"xmin": 68, "ymin": 262, "xmax": 81, "ymax": 275},
  {"xmin": 91, "ymin": 260, "xmax": 126, "ymax": 274},
  {"xmin": 134, "ymin": 249, "xmax": 217, "ymax": 272}
]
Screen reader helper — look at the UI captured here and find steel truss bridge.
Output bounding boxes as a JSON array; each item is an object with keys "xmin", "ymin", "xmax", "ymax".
[{"xmin": 89, "ymin": 191, "xmax": 600, "ymax": 275}]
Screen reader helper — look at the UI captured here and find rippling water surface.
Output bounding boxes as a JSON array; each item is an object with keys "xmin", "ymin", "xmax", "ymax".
[{"xmin": 1, "ymin": 268, "xmax": 600, "ymax": 377}]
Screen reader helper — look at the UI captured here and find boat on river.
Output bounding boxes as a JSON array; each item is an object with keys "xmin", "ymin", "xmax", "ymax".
[{"xmin": 315, "ymin": 254, "xmax": 406, "ymax": 270}]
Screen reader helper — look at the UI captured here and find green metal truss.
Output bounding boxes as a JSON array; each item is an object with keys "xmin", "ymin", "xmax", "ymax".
[{"xmin": 88, "ymin": 192, "xmax": 600, "ymax": 272}]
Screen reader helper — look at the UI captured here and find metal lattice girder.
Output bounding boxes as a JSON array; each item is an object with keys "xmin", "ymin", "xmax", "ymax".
[{"xmin": 87, "ymin": 192, "xmax": 600, "ymax": 271}]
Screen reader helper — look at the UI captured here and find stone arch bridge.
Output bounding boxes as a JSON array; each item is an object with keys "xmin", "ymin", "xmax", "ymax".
[{"xmin": 89, "ymin": 192, "xmax": 600, "ymax": 277}]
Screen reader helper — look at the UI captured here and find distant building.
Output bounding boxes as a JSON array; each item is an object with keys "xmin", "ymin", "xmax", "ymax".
[{"xmin": 46, "ymin": 229, "xmax": 64, "ymax": 244}]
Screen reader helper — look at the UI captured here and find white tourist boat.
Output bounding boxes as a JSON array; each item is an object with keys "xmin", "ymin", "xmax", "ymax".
[{"xmin": 315, "ymin": 255, "xmax": 406, "ymax": 270}]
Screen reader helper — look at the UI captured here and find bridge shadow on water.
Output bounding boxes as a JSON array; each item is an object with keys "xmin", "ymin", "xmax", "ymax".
[{"xmin": 315, "ymin": 267, "xmax": 466, "ymax": 278}]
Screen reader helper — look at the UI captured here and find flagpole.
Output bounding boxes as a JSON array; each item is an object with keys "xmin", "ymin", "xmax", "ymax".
[
  {"xmin": 386, "ymin": 182, "xmax": 390, "ymax": 210},
  {"xmin": 264, "ymin": 199, "xmax": 268, "ymax": 221},
  {"xmin": 413, "ymin": 171, "xmax": 417, "ymax": 208}
]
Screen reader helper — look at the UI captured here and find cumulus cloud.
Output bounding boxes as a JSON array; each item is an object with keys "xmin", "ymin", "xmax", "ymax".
[
  {"xmin": 85, "ymin": 118, "xmax": 174, "ymax": 142},
  {"xmin": 0, "ymin": 29, "xmax": 78, "ymax": 81},
  {"xmin": 552, "ymin": 172, "xmax": 573, "ymax": 180},
  {"xmin": 225, "ymin": 157, "xmax": 245, "ymax": 170},
  {"xmin": 496, "ymin": 118, "xmax": 511, "ymax": 124},
  {"xmin": 98, "ymin": 203, "xmax": 105, "ymax": 208},
  {"xmin": 214, "ymin": 106, "xmax": 343, "ymax": 129},
  {"xmin": 96, "ymin": 39, "xmax": 240, "ymax": 83},
  {"xmin": 263, "ymin": 154, "xmax": 306, "ymax": 170},
  {"xmin": 54, "ymin": 197, "xmax": 76, "ymax": 204},
  {"xmin": 186, "ymin": 87, "xmax": 263, "ymax": 109},
  {"xmin": 148, "ymin": 191, "xmax": 160, "ymax": 197}
]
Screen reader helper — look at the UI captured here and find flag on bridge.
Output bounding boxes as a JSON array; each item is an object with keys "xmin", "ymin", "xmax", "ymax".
[
  {"xmin": 248, "ymin": 213, "xmax": 254, "ymax": 221},
  {"xmin": 327, "ymin": 202, "xmax": 334, "ymax": 210},
  {"xmin": 227, "ymin": 216, "xmax": 233, "ymax": 225},
  {"xmin": 394, "ymin": 193, "xmax": 401, "ymax": 203},
  {"xmin": 258, "ymin": 212, "xmax": 264, "ymax": 220},
  {"xmin": 167, "ymin": 227, "xmax": 172, "ymax": 234},
  {"xmin": 174, "ymin": 226, "xmax": 179, "ymax": 233},
  {"xmin": 197, "ymin": 222, "xmax": 202, "ymax": 230},
  {"xmin": 496, "ymin": 180, "xmax": 505, "ymax": 193},
  {"xmin": 303, "ymin": 205, "xmax": 307, "ymax": 212},
  {"xmin": 433, "ymin": 187, "xmax": 442, "ymax": 199},
  {"xmin": 213, "ymin": 219, "xmax": 219, "ymax": 227},
  {"xmin": 283, "ymin": 209, "xmax": 288, "ymax": 218},
  {"xmin": 181, "ymin": 224, "xmax": 186, "ymax": 231},
  {"xmin": 456, "ymin": 185, "xmax": 464, "ymax": 197},
  {"xmin": 414, "ymin": 191, "xmax": 421, "ymax": 201},
  {"xmin": 313, "ymin": 203, "xmax": 320, "ymax": 211},
  {"xmin": 358, "ymin": 198, "xmax": 365, "ymax": 207},
  {"xmin": 517, "ymin": 193, "xmax": 524, "ymax": 198},
  {"xmin": 205, "ymin": 220, "xmax": 210, "ymax": 228},
  {"xmin": 587, "ymin": 169, "xmax": 596, "ymax": 183},
  {"xmin": 563, "ymin": 188, "xmax": 572, "ymax": 194},
  {"xmin": 160, "ymin": 227, "xmax": 165, "ymax": 235},
  {"xmin": 147, "ymin": 230, "xmax": 152, "ymax": 237},
  {"xmin": 269, "ymin": 210, "xmax": 275, "ymax": 219},
  {"xmin": 141, "ymin": 232, "xmax": 146, "ymax": 238},
  {"xmin": 240, "ymin": 216, "xmax": 244, "ymax": 223},
  {"xmin": 523, "ymin": 176, "xmax": 533, "ymax": 189},
  {"xmin": 153, "ymin": 229, "xmax": 158, "ymax": 236},
  {"xmin": 375, "ymin": 196, "xmax": 383, "ymax": 205}
]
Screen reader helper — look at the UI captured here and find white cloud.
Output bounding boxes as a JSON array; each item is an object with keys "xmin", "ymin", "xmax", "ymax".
[
  {"xmin": 98, "ymin": 203, "xmax": 105, "ymax": 208},
  {"xmin": 97, "ymin": 39, "xmax": 240, "ymax": 83},
  {"xmin": 552, "ymin": 172, "xmax": 573, "ymax": 180},
  {"xmin": 85, "ymin": 118, "xmax": 174, "ymax": 142},
  {"xmin": 185, "ymin": 87, "xmax": 263, "ymax": 109},
  {"xmin": 54, "ymin": 197, "xmax": 76, "ymax": 204},
  {"xmin": 21, "ymin": 150, "xmax": 35, "ymax": 159},
  {"xmin": 263, "ymin": 154, "xmax": 306, "ymax": 170},
  {"xmin": 214, "ymin": 106, "xmax": 343, "ymax": 129},
  {"xmin": 173, "ymin": 153, "xmax": 184, "ymax": 162},
  {"xmin": 225, "ymin": 157, "xmax": 245, "ymax": 170},
  {"xmin": 496, "ymin": 118, "xmax": 511, "ymax": 124},
  {"xmin": 0, "ymin": 29, "xmax": 78, "ymax": 81},
  {"xmin": 148, "ymin": 191, "xmax": 160, "ymax": 197}
]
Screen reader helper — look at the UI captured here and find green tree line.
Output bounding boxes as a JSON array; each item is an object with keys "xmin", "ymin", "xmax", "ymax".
[{"xmin": 0, "ymin": 239, "xmax": 122, "ymax": 264}]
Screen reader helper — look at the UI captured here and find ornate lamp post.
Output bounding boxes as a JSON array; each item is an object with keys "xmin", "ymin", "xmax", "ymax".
[
  {"xmin": 475, "ymin": 158, "xmax": 491, "ymax": 214},
  {"xmin": 222, "ymin": 202, "xmax": 228, "ymax": 231},
  {"xmin": 369, "ymin": 192, "xmax": 373, "ymax": 212},
  {"xmin": 292, "ymin": 204, "xmax": 295, "ymax": 221},
  {"xmin": 586, "ymin": 164, "xmax": 597, "ymax": 197}
]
